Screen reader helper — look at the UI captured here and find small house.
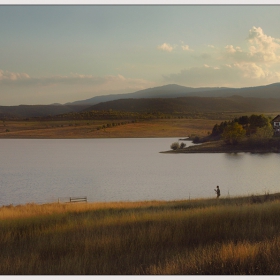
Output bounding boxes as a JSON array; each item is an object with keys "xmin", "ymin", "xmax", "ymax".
[{"xmin": 272, "ymin": 115, "xmax": 280, "ymax": 134}]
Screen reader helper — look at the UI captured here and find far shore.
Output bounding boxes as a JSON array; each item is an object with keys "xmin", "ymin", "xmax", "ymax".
[{"xmin": 0, "ymin": 118, "xmax": 217, "ymax": 139}]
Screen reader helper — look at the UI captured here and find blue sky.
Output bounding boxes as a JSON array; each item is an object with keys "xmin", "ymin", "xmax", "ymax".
[{"xmin": 1, "ymin": 4, "xmax": 280, "ymax": 105}]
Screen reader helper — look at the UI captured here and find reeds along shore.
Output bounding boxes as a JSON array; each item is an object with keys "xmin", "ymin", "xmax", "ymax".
[{"xmin": 1, "ymin": 193, "xmax": 280, "ymax": 275}]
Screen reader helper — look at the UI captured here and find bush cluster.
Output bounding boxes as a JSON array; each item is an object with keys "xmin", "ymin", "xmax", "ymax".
[{"xmin": 170, "ymin": 142, "xmax": 186, "ymax": 150}]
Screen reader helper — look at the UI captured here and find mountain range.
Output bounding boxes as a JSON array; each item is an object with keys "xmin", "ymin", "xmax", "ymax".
[
  {"xmin": 66, "ymin": 83, "xmax": 280, "ymax": 106},
  {"xmin": 82, "ymin": 95, "xmax": 280, "ymax": 115},
  {"xmin": 1, "ymin": 83, "xmax": 280, "ymax": 119}
]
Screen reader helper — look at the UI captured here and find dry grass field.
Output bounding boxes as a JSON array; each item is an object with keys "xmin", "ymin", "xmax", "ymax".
[
  {"xmin": 0, "ymin": 118, "xmax": 218, "ymax": 139},
  {"xmin": 1, "ymin": 194, "xmax": 280, "ymax": 275}
]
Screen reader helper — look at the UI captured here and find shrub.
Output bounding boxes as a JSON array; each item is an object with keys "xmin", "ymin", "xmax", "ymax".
[
  {"xmin": 193, "ymin": 136, "xmax": 200, "ymax": 143},
  {"xmin": 171, "ymin": 142, "xmax": 180, "ymax": 150},
  {"xmin": 180, "ymin": 142, "xmax": 186, "ymax": 149}
]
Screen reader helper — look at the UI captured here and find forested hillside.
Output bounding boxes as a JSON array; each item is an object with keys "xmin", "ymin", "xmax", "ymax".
[
  {"xmin": 0, "ymin": 105, "xmax": 89, "ymax": 119},
  {"xmin": 84, "ymin": 96, "xmax": 280, "ymax": 114}
]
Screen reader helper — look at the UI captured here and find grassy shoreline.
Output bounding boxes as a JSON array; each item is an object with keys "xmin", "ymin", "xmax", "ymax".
[
  {"xmin": 1, "ymin": 193, "xmax": 280, "ymax": 275},
  {"xmin": 163, "ymin": 139, "xmax": 280, "ymax": 153}
]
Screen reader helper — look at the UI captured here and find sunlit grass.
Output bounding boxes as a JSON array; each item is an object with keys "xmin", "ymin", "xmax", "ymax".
[
  {"xmin": 0, "ymin": 118, "xmax": 218, "ymax": 138},
  {"xmin": 1, "ymin": 194, "xmax": 280, "ymax": 274}
]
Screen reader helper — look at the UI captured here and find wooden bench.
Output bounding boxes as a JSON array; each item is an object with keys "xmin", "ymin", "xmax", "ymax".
[{"xmin": 69, "ymin": 196, "xmax": 87, "ymax": 203}]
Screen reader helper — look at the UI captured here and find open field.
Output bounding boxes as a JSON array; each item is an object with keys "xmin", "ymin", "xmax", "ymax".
[
  {"xmin": 0, "ymin": 118, "xmax": 219, "ymax": 138},
  {"xmin": 1, "ymin": 193, "xmax": 280, "ymax": 275},
  {"xmin": 0, "ymin": 111, "xmax": 276, "ymax": 139}
]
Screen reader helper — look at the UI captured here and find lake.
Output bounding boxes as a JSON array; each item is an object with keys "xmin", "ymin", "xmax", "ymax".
[{"xmin": 1, "ymin": 138, "xmax": 280, "ymax": 206}]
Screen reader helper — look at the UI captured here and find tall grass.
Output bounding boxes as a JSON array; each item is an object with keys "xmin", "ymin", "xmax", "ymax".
[{"xmin": 1, "ymin": 194, "xmax": 280, "ymax": 274}]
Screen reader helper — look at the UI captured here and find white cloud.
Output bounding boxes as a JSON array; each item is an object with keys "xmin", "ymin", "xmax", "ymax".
[
  {"xmin": 233, "ymin": 62, "xmax": 266, "ymax": 79},
  {"xmin": 0, "ymin": 70, "xmax": 30, "ymax": 81},
  {"xmin": 157, "ymin": 42, "xmax": 193, "ymax": 52},
  {"xmin": 223, "ymin": 27, "xmax": 280, "ymax": 64},
  {"xmin": 247, "ymin": 26, "xmax": 280, "ymax": 63},
  {"xmin": 182, "ymin": 44, "xmax": 192, "ymax": 51},
  {"xmin": 0, "ymin": 71, "xmax": 151, "ymax": 88},
  {"xmin": 152, "ymin": 28, "xmax": 280, "ymax": 88},
  {"xmin": 163, "ymin": 62, "xmax": 279, "ymax": 88},
  {"xmin": 157, "ymin": 43, "xmax": 174, "ymax": 52},
  {"xmin": 0, "ymin": 71, "xmax": 156, "ymax": 105},
  {"xmin": 225, "ymin": 45, "xmax": 242, "ymax": 54}
]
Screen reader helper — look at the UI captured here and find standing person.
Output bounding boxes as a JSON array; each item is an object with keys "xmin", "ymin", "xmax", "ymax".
[{"xmin": 214, "ymin": 186, "xmax": 220, "ymax": 198}]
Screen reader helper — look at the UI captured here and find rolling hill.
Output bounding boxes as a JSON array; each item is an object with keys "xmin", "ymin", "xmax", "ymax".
[
  {"xmin": 83, "ymin": 95, "xmax": 280, "ymax": 114},
  {"xmin": 0, "ymin": 104, "xmax": 89, "ymax": 119},
  {"xmin": 66, "ymin": 83, "xmax": 280, "ymax": 106}
]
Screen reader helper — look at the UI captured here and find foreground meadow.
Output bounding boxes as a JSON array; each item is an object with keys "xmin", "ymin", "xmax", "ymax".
[{"xmin": 1, "ymin": 193, "xmax": 280, "ymax": 275}]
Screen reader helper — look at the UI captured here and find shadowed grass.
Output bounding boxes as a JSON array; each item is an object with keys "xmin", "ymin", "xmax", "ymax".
[{"xmin": 1, "ymin": 194, "xmax": 280, "ymax": 274}]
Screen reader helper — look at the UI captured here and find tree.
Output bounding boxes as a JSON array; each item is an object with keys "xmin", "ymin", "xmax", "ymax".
[
  {"xmin": 237, "ymin": 115, "xmax": 249, "ymax": 125},
  {"xmin": 180, "ymin": 142, "xmax": 186, "ymax": 149},
  {"xmin": 222, "ymin": 122, "xmax": 246, "ymax": 145},
  {"xmin": 211, "ymin": 121, "xmax": 229, "ymax": 137},
  {"xmin": 249, "ymin": 114, "xmax": 270, "ymax": 130},
  {"xmin": 254, "ymin": 123, "xmax": 274, "ymax": 140}
]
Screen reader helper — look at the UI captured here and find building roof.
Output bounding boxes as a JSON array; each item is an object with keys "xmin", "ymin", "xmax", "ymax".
[{"xmin": 272, "ymin": 115, "xmax": 280, "ymax": 122}]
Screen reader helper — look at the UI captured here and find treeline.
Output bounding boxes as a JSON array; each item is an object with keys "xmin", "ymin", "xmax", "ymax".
[
  {"xmin": 194, "ymin": 114, "xmax": 275, "ymax": 146},
  {"xmin": 212, "ymin": 114, "xmax": 272, "ymax": 137},
  {"xmin": 41, "ymin": 109, "xmax": 231, "ymax": 121},
  {"xmin": 41, "ymin": 110, "xmax": 173, "ymax": 121}
]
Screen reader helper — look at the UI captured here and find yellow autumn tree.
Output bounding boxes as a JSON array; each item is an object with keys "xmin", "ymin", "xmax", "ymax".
[{"xmin": 222, "ymin": 122, "xmax": 246, "ymax": 145}]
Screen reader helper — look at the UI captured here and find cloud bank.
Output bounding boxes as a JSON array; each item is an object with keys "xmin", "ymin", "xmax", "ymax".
[
  {"xmin": 157, "ymin": 42, "xmax": 193, "ymax": 52},
  {"xmin": 0, "ymin": 70, "xmax": 30, "ymax": 81},
  {"xmin": 157, "ymin": 43, "xmax": 174, "ymax": 52},
  {"xmin": 164, "ymin": 26, "xmax": 280, "ymax": 87},
  {"xmin": 0, "ymin": 72, "xmax": 155, "ymax": 105}
]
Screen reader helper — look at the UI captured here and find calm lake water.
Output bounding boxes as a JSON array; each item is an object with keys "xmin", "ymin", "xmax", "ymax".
[{"xmin": 1, "ymin": 138, "xmax": 280, "ymax": 206}]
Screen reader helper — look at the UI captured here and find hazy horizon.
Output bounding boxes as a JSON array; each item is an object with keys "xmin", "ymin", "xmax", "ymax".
[{"xmin": 1, "ymin": 4, "xmax": 280, "ymax": 105}]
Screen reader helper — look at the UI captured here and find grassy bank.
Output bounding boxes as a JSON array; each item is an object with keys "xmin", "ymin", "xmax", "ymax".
[{"xmin": 1, "ymin": 193, "xmax": 280, "ymax": 275}]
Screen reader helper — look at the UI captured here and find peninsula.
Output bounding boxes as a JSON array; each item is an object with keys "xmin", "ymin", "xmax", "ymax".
[
  {"xmin": 162, "ymin": 139, "xmax": 280, "ymax": 154},
  {"xmin": 163, "ymin": 114, "xmax": 280, "ymax": 154}
]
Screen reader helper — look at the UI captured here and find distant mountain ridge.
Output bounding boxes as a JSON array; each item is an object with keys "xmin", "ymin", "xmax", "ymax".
[
  {"xmin": 1, "ymin": 83, "xmax": 280, "ymax": 119},
  {"xmin": 82, "ymin": 95, "xmax": 280, "ymax": 115},
  {"xmin": 66, "ymin": 83, "xmax": 280, "ymax": 105}
]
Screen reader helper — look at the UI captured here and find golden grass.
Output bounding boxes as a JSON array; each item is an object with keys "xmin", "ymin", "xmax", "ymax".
[
  {"xmin": 1, "ymin": 195, "xmax": 280, "ymax": 275},
  {"xmin": 0, "ymin": 200, "xmax": 168, "ymax": 220},
  {"xmin": 0, "ymin": 119, "xmax": 218, "ymax": 138}
]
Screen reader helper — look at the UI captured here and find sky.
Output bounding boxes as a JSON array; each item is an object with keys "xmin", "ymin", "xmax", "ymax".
[{"xmin": 1, "ymin": 3, "xmax": 280, "ymax": 105}]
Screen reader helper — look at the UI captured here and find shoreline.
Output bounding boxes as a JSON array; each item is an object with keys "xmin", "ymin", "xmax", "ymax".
[{"xmin": 161, "ymin": 140, "xmax": 280, "ymax": 154}]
